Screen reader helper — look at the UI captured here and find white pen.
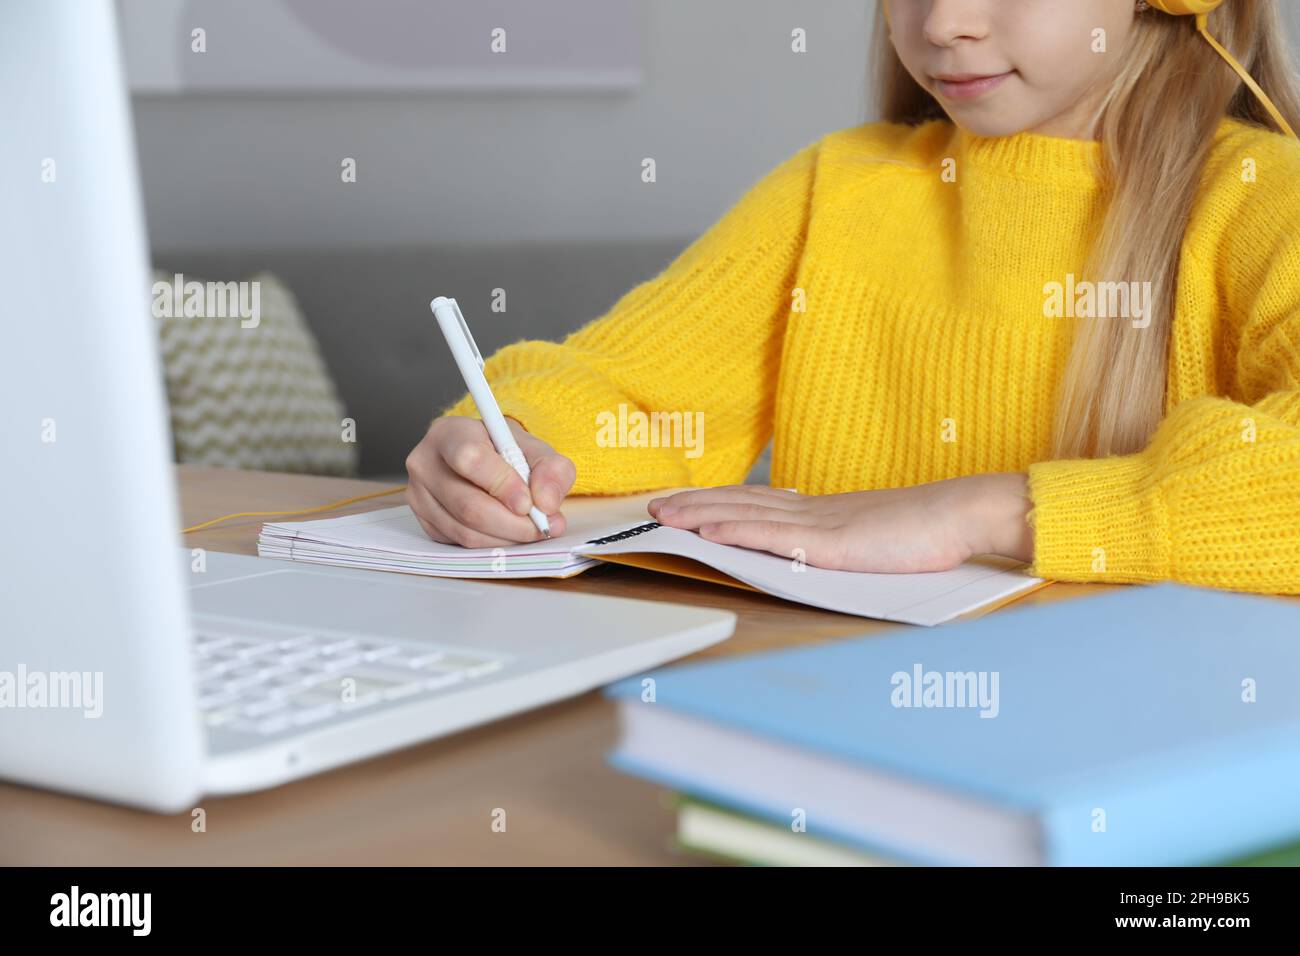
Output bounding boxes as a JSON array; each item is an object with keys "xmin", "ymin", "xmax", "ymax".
[{"xmin": 431, "ymin": 296, "xmax": 551, "ymax": 539}]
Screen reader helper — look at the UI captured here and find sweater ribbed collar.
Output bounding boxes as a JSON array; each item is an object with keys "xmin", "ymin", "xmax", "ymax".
[
  {"xmin": 957, "ymin": 125, "xmax": 1105, "ymax": 183},
  {"xmin": 954, "ymin": 118, "xmax": 1240, "ymax": 184}
]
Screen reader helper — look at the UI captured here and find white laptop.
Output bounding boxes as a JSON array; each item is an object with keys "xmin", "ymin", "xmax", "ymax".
[{"xmin": 0, "ymin": 0, "xmax": 734, "ymax": 812}]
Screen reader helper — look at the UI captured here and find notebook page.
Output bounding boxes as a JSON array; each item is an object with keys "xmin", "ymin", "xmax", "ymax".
[{"xmin": 575, "ymin": 523, "xmax": 1043, "ymax": 626}]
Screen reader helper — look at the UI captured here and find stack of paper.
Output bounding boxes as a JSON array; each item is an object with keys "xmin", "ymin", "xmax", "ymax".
[{"xmin": 257, "ymin": 492, "xmax": 667, "ymax": 579}]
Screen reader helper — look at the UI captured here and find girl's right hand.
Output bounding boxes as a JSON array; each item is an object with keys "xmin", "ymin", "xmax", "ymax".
[{"xmin": 404, "ymin": 415, "xmax": 575, "ymax": 547}]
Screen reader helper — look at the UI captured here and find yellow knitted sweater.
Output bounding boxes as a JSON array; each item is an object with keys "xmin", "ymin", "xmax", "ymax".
[{"xmin": 444, "ymin": 119, "xmax": 1300, "ymax": 593}]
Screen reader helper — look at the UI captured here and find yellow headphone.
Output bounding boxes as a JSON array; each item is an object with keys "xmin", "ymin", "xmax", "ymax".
[
  {"xmin": 1145, "ymin": 0, "xmax": 1222, "ymax": 13},
  {"xmin": 1150, "ymin": 0, "xmax": 1296, "ymax": 137},
  {"xmin": 882, "ymin": 0, "xmax": 1297, "ymax": 138}
]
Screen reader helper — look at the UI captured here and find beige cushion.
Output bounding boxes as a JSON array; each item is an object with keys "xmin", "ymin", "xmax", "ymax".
[{"xmin": 152, "ymin": 270, "xmax": 357, "ymax": 476}]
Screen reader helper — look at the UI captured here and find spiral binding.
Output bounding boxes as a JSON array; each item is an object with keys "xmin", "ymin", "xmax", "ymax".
[{"xmin": 584, "ymin": 521, "xmax": 661, "ymax": 546}]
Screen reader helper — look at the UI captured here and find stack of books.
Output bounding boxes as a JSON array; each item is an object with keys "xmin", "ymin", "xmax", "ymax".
[{"xmin": 604, "ymin": 584, "xmax": 1300, "ymax": 866}]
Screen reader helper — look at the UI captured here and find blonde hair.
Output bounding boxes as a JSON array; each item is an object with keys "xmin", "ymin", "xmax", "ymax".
[{"xmin": 875, "ymin": 0, "xmax": 1300, "ymax": 459}]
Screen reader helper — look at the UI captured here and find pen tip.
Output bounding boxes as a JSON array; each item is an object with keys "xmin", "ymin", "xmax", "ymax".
[{"xmin": 542, "ymin": 529, "xmax": 551, "ymax": 539}]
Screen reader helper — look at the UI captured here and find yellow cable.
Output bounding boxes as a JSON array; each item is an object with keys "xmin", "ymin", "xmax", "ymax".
[
  {"xmin": 1198, "ymin": 14, "xmax": 1298, "ymax": 140},
  {"xmin": 181, "ymin": 484, "xmax": 408, "ymax": 534}
]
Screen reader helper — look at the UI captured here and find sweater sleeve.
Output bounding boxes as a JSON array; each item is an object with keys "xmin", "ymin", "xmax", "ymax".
[
  {"xmin": 440, "ymin": 141, "xmax": 819, "ymax": 495},
  {"xmin": 1026, "ymin": 204, "xmax": 1300, "ymax": 594}
]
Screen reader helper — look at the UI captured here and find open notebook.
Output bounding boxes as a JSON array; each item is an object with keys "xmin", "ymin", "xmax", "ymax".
[{"xmin": 257, "ymin": 491, "xmax": 1045, "ymax": 626}]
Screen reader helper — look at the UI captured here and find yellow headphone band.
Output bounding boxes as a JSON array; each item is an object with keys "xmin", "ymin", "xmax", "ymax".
[
  {"xmin": 1145, "ymin": 0, "xmax": 1222, "ymax": 13},
  {"xmin": 881, "ymin": 0, "xmax": 1297, "ymax": 139}
]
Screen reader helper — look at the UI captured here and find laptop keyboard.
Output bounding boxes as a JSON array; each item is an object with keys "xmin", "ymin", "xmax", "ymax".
[{"xmin": 192, "ymin": 626, "xmax": 507, "ymax": 737}]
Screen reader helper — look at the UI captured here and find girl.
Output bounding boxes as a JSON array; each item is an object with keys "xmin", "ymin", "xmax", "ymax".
[{"xmin": 405, "ymin": 0, "xmax": 1300, "ymax": 593}]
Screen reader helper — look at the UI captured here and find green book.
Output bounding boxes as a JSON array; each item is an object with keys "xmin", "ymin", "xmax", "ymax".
[{"xmin": 672, "ymin": 796, "xmax": 1300, "ymax": 867}]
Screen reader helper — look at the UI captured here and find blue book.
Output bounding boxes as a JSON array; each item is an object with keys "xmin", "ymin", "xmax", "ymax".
[{"xmin": 605, "ymin": 584, "xmax": 1300, "ymax": 866}]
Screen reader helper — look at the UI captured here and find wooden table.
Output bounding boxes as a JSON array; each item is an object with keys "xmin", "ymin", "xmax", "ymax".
[{"xmin": 0, "ymin": 465, "xmax": 1093, "ymax": 865}]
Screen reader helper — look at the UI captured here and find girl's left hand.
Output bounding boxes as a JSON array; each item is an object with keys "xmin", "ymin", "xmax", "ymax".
[{"xmin": 647, "ymin": 474, "xmax": 1033, "ymax": 574}]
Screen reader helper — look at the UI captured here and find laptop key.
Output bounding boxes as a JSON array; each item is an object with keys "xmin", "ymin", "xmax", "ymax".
[
  {"xmin": 230, "ymin": 641, "xmax": 276, "ymax": 659},
  {"xmin": 423, "ymin": 670, "xmax": 466, "ymax": 691},
  {"xmin": 383, "ymin": 650, "xmax": 445, "ymax": 669},
  {"xmin": 319, "ymin": 652, "xmax": 364, "ymax": 673},
  {"xmin": 425, "ymin": 655, "xmax": 502, "ymax": 678},
  {"xmin": 318, "ymin": 638, "xmax": 358, "ymax": 655},
  {"xmin": 242, "ymin": 697, "xmax": 288, "ymax": 717},
  {"xmin": 274, "ymin": 634, "xmax": 314, "ymax": 651},
  {"xmin": 202, "ymin": 651, "xmax": 241, "ymax": 668},
  {"xmin": 381, "ymin": 681, "xmax": 426, "ymax": 701},
  {"xmin": 205, "ymin": 706, "xmax": 243, "ymax": 727},
  {"xmin": 295, "ymin": 672, "xmax": 420, "ymax": 704},
  {"xmin": 223, "ymin": 673, "xmax": 265, "ymax": 693},
  {"xmin": 198, "ymin": 689, "xmax": 239, "ymax": 710},
  {"xmin": 226, "ymin": 663, "xmax": 273, "ymax": 682},
  {"xmin": 280, "ymin": 648, "xmax": 320, "ymax": 667},
  {"xmin": 262, "ymin": 674, "xmax": 309, "ymax": 694}
]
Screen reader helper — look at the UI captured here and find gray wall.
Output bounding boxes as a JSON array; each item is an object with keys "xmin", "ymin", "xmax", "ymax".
[{"xmin": 131, "ymin": 0, "xmax": 875, "ymax": 252}]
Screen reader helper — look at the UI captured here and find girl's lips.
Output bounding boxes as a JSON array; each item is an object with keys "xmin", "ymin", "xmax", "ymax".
[{"xmin": 934, "ymin": 71, "xmax": 1014, "ymax": 101}]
